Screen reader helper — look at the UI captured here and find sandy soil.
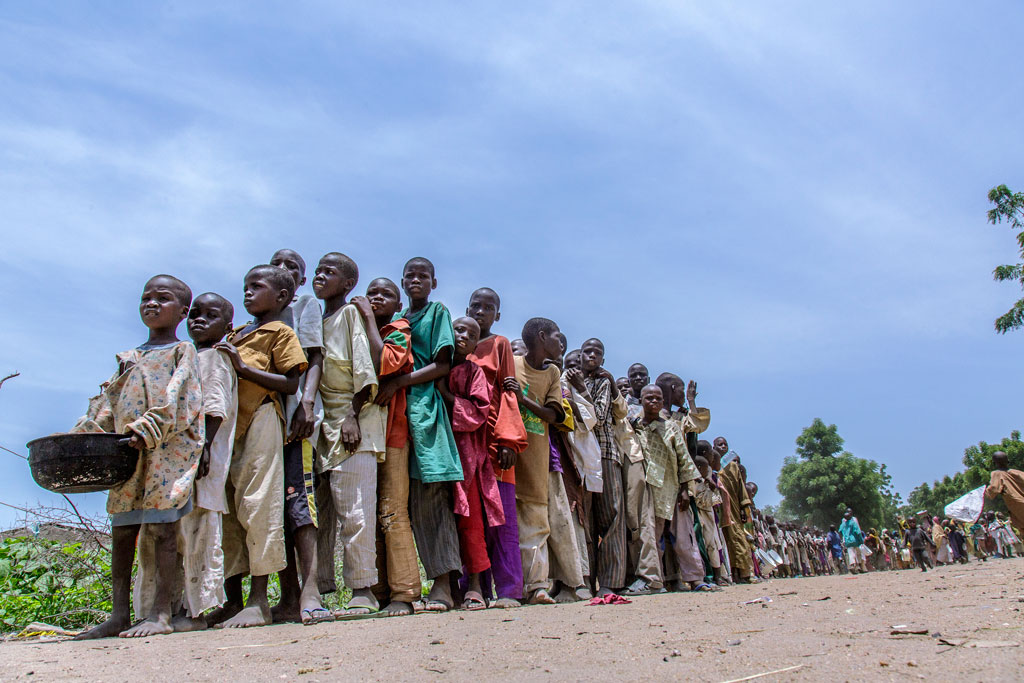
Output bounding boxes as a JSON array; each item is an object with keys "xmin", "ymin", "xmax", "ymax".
[{"xmin": 2, "ymin": 558, "xmax": 1022, "ymax": 682}]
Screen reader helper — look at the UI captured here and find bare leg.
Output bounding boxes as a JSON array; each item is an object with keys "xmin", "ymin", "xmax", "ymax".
[
  {"xmin": 426, "ymin": 572, "xmax": 454, "ymax": 608},
  {"xmin": 75, "ymin": 525, "xmax": 139, "ymax": 640},
  {"xmin": 292, "ymin": 525, "xmax": 328, "ymax": 621},
  {"xmin": 272, "ymin": 529, "xmax": 302, "ymax": 623},
  {"xmin": 121, "ymin": 523, "xmax": 175, "ymax": 637},
  {"xmin": 218, "ymin": 575, "xmax": 272, "ymax": 628},
  {"xmin": 205, "ymin": 574, "xmax": 244, "ymax": 626}
]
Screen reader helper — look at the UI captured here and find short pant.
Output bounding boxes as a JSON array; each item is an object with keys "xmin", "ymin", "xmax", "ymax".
[{"xmin": 284, "ymin": 439, "xmax": 317, "ymax": 532}]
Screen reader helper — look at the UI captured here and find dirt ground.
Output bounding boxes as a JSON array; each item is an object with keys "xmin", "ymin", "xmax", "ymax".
[{"xmin": 2, "ymin": 558, "xmax": 1022, "ymax": 682}]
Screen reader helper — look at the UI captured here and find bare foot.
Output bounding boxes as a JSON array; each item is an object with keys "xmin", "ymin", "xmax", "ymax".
[
  {"xmin": 574, "ymin": 587, "xmax": 594, "ymax": 601},
  {"xmin": 216, "ymin": 604, "xmax": 271, "ymax": 629},
  {"xmin": 347, "ymin": 588, "xmax": 379, "ymax": 612},
  {"xmin": 528, "ymin": 589, "xmax": 556, "ymax": 605},
  {"xmin": 553, "ymin": 588, "xmax": 579, "ymax": 604},
  {"xmin": 382, "ymin": 601, "xmax": 413, "ymax": 616},
  {"xmin": 203, "ymin": 602, "xmax": 242, "ymax": 627},
  {"xmin": 270, "ymin": 601, "xmax": 301, "ymax": 624},
  {"xmin": 120, "ymin": 615, "xmax": 173, "ymax": 638},
  {"xmin": 492, "ymin": 597, "xmax": 521, "ymax": 609},
  {"xmin": 596, "ymin": 587, "xmax": 619, "ymax": 597},
  {"xmin": 74, "ymin": 617, "xmax": 131, "ymax": 641},
  {"xmin": 171, "ymin": 615, "xmax": 207, "ymax": 633}
]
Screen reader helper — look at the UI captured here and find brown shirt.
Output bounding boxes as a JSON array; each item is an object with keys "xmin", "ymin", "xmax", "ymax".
[
  {"xmin": 513, "ymin": 355, "xmax": 563, "ymax": 505},
  {"xmin": 227, "ymin": 320, "xmax": 308, "ymax": 437}
]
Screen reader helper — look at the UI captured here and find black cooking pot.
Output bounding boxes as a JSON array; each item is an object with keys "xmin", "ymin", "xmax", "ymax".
[{"xmin": 26, "ymin": 433, "xmax": 139, "ymax": 494}]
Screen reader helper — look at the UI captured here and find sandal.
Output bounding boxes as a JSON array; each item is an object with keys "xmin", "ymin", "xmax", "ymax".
[
  {"xmin": 301, "ymin": 607, "xmax": 335, "ymax": 625},
  {"xmin": 462, "ymin": 591, "xmax": 487, "ymax": 611}
]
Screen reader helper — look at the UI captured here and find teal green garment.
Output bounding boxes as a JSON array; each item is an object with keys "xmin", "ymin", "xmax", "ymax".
[{"xmin": 397, "ymin": 301, "xmax": 463, "ymax": 483}]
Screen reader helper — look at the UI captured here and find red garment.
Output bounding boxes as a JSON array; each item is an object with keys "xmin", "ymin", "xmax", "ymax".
[
  {"xmin": 467, "ymin": 335, "xmax": 528, "ymax": 484},
  {"xmin": 380, "ymin": 319, "xmax": 414, "ymax": 449},
  {"xmin": 448, "ymin": 360, "xmax": 504, "ymax": 528},
  {"xmin": 456, "ymin": 474, "xmax": 491, "ymax": 574}
]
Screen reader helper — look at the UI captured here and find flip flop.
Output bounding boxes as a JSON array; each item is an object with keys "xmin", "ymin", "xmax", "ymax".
[
  {"xmin": 462, "ymin": 591, "xmax": 487, "ymax": 611},
  {"xmin": 301, "ymin": 607, "xmax": 335, "ymax": 625},
  {"xmin": 419, "ymin": 599, "xmax": 452, "ymax": 613},
  {"xmin": 331, "ymin": 606, "xmax": 382, "ymax": 621},
  {"xmin": 691, "ymin": 582, "xmax": 715, "ymax": 592}
]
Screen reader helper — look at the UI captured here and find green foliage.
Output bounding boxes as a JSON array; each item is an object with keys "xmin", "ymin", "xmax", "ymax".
[
  {"xmin": 777, "ymin": 420, "xmax": 890, "ymax": 530},
  {"xmin": 986, "ymin": 184, "xmax": 1024, "ymax": 333},
  {"xmin": 0, "ymin": 537, "xmax": 112, "ymax": 631}
]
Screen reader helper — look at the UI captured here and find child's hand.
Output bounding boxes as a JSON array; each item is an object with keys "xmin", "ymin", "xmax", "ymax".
[
  {"xmin": 503, "ymin": 377, "xmax": 522, "ymax": 397},
  {"xmin": 196, "ymin": 443, "xmax": 211, "ymax": 480},
  {"xmin": 350, "ymin": 296, "xmax": 375, "ymax": 323},
  {"xmin": 213, "ymin": 341, "xmax": 244, "ymax": 371},
  {"xmin": 686, "ymin": 380, "xmax": 697, "ymax": 406},
  {"xmin": 288, "ymin": 401, "xmax": 316, "ymax": 443},
  {"xmin": 565, "ymin": 368, "xmax": 586, "ymax": 392},
  {"xmin": 126, "ymin": 433, "xmax": 145, "ymax": 450},
  {"xmin": 375, "ymin": 377, "xmax": 401, "ymax": 405},
  {"xmin": 678, "ymin": 486, "xmax": 690, "ymax": 506},
  {"xmin": 497, "ymin": 446, "xmax": 517, "ymax": 471},
  {"xmin": 436, "ymin": 376, "xmax": 453, "ymax": 403},
  {"xmin": 341, "ymin": 412, "xmax": 361, "ymax": 453}
]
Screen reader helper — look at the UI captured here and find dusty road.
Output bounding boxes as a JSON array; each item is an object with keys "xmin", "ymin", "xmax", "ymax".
[{"xmin": 2, "ymin": 558, "xmax": 1022, "ymax": 682}]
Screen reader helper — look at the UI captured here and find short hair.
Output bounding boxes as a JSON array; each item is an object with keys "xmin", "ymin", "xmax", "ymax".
[
  {"xmin": 321, "ymin": 252, "xmax": 359, "ymax": 285},
  {"xmin": 471, "ymin": 287, "xmax": 500, "ymax": 308},
  {"xmin": 368, "ymin": 277, "xmax": 400, "ymax": 298},
  {"xmin": 146, "ymin": 274, "xmax": 192, "ymax": 308},
  {"xmin": 640, "ymin": 383, "xmax": 662, "ymax": 396},
  {"xmin": 195, "ymin": 292, "xmax": 234, "ymax": 320},
  {"xmin": 522, "ymin": 317, "xmax": 558, "ymax": 348},
  {"xmin": 695, "ymin": 440, "xmax": 712, "ymax": 458},
  {"xmin": 628, "ymin": 363, "xmax": 649, "ymax": 374},
  {"xmin": 272, "ymin": 248, "xmax": 306, "ymax": 275},
  {"xmin": 582, "ymin": 338, "xmax": 605, "ymax": 353},
  {"xmin": 693, "ymin": 455, "xmax": 709, "ymax": 469},
  {"xmin": 247, "ymin": 264, "xmax": 296, "ymax": 299},
  {"xmin": 404, "ymin": 257, "xmax": 435, "ymax": 277}
]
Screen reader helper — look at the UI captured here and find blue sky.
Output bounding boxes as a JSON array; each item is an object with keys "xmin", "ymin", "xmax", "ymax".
[{"xmin": 1, "ymin": 3, "xmax": 1022, "ymax": 527}]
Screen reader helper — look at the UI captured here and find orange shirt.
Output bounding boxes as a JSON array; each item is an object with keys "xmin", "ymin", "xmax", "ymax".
[
  {"xmin": 380, "ymin": 319, "xmax": 414, "ymax": 449},
  {"xmin": 468, "ymin": 334, "xmax": 529, "ymax": 484}
]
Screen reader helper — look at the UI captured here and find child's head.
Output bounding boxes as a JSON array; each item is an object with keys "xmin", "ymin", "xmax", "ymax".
[
  {"xmin": 366, "ymin": 277, "xmax": 402, "ymax": 322},
  {"xmin": 564, "ymin": 349, "xmax": 582, "ymax": 372},
  {"xmin": 712, "ymin": 436, "xmax": 729, "ymax": 459},
  {"xmin": 580, "ymin": 338, "xmax": 605, "ymax": 373},
  {"xmin": 992, "ymin": 450, "xmax": 1009, "ymax": 471},
  {"xmin": 627, "ymin": 363, "xmax": 649, "ymax": 397},
  {"xmin": 555, "ymin": 332, "xmax": 568, "ymax": 357},
  {"xmin": 467, "ymin": 287, "xmax": 500, "ymax": 335},
  {"xmin": 522, "ymin": 318, "xmax": 561, "ymax": 361},
  {"xmin": 401, "ymin": 257, "xmax": 436, "ymax": 304},
  {"xmin": 270, "ymin": 249, "xmax": 307, "ymax": 294},
  {"xmin": 452, "ymin": 316, "xmax": 481, "ymax": 359},
  {"xmin": 140, "ymin": 275, "xmax": 192, "ymax": 331},
  {"xmin": 615, "ymin": 377, "xmax": 631, "ymax": 396},
  {"xmin": 640, "ymin": 384, "xmax": 663, "ymax": 421},
  {"xmin": 655, "ymin": 372, "xmax": 684, "ymax": 409},
  {"xmin": 908, "ymin": 519, "xmax": 918, "ymax": 529},
  {"xmin": 746, "ymin": 481, "xmax": 758, "ymax": 499},
  {"xmin": 243, "ymin": 265, "xmax": 294, "ymax": 317},
  {"xmin": 187, "ymin": 292, "xmax": 234, "ymax": 346},
  {"xmin": 693, "ymin": 454, "xmax": 710, "ymax": 479},
  {"xmin": 312, "ymin": 253, "xmax": 359, "ymax": 302},
  {"xmin": 511, "ymin": 338, "xmax": 527, "ymax": 356},
  {"xmin": 829, "ymin": 524, "xmax": 836, "ymax": 532}
]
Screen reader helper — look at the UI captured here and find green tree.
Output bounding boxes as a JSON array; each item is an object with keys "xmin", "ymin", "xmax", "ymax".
[
  {"xmin": 986, "ymin": 184, "xmax": 1024, "ymax": 333},
  {"xmin": 777, "ymin": 419, "xmax": 891, "ymax": 530}
]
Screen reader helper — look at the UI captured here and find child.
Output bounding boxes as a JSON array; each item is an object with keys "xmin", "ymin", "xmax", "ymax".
[
  {"xmin": 312, "ymin": 252, "xmax": 386, "ymax": 617},
  {"xmin": 437, "ymin": 316, "xmax": 495, "ymax": 610},
  {"xmin": 377, "ymin": 257, "xmax": 462, "ymax": 612},
  {"xmin": 73, "ymin": 275, "xmax": 204, "ymax": 639},
  {"xmin": 212, "ymin": 265, "xmax": 308, "ymax": 629},
  {"xmin": 506, "ymin": 318, "xmax": 566, "ymax": 604},
  {"xmin": 269, "ymin": 248, "xmax": 330, "ymax": 625},
  {"xmin": 580, "ymin": 338, "xmax": 627, "ymax": 595},
  {"xmin": 693, "ymin": 455, "xmax": 725, "ymax": 585},
  {"xmin": 985, "ymin": 450, "xmax": 1024, "ymax": 534},
  {"xmin": 134, "ymin": 292, "xmax": 238, "ymax": 633},
  {"xmin": 631, "ymin": 385, "xmax": 708, "ymax": 592},
  {"xmin": 466, "ymin": 287, "xmax": 529, "ymax": 609},
  {"xmin": 353, "ymin": 277, "xmax": 421, "ymax": 617},
  {"xmin": 510, "ymin": 338, "xmax": 527, "ymax": 356},
  {"xmin": 906, "ymin": 521, "xmax": 930, "ymax": 571}
]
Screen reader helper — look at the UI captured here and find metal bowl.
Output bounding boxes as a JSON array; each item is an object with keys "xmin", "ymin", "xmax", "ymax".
[{"xmin": 26, "ymin": 433, "xmax": 139, "ymax": 494}]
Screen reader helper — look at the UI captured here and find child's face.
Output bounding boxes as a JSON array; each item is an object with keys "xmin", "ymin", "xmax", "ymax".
[
  {"xmin": 627, "ymin": 364, "xmax": 649, "ymax": 395},
  {"xmin": 467, "ymin": 291, "xmax": 500, "ymax": 333},
  {"xmin": 539, "ymin": 326, "xmax": 563, "ymax": 361},
  {"xmin": 140, "ymin": 277, "xmax": 188, "ymax": 331},
  {"xmin": 402, "ymin": 262, "xmax": 435, "ymax": 302},
  {"xmin": 615, "ymin": 378, "xmax": 631, "ymax": 396},
  {"xmin": 312, "ymin": 258, "xmax": 353, "ymax": 301},
  {"xmin": 510, "ymin": 339, "xmax": 527, "ymax": 356},
  {"xmin": 580, "ymin": 340, "xmax": 604, "ymax": 372},
  {"xmin": 270, "ymin": 249, "xmax": 306, "ymax": 292},
  {"xmin": 244, "ymin": 273, "xmax": 287, "ymax": 316},
  {"xmin": 697, "ymin": 462, "xmax": 710, "ymax": 479},
  {"xmin": 564, "ymin": 350, "xmax": 582, "ymax": 371},
  {"xmin": 452, "ymin": 317, "xmax": 481, "ymax": 357},
  {"xmin": 366, "ymin": 279, "xmax": 402, "ymax": 320},
  {"xmin": 187, "ymin": 295, "xmax": 232, "ymax": 345},
  {"xmin": 640, "ymin": 385, "xmax": 663, "ymax": 419}
]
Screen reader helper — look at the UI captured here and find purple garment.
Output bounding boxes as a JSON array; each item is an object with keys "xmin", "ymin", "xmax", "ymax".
[
  {"xmin": 480, "ymin": 481, "xmax": 524, "ymax": 600},
  {"xmin": 548, "ymin": 435, "xmax": 563, "ymax": 473}
]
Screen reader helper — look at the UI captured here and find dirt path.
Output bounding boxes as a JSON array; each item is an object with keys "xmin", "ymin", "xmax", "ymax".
[{"xmin": 2, "ymin": 558, "xmax": 1022, "ymax": 681}]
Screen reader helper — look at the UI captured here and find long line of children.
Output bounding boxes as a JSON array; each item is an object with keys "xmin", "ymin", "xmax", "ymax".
[{"xmin": 62, "ymin": 250, "xmax": 1019, "ymax": 640}]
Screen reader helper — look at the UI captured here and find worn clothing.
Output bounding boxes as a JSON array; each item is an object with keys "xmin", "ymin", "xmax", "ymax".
[
  {"xmin": 222, "ymin": 402, "xmax": 286, "ymax": 577},
  {"xmin": 195, "ymin": 347, "xmax": 237, "ymax": 513},
  {"xmin": 227, "ymin": 321, "xmax": 308, "ymax": 437},
  {"xmin": 283, "ymin": 439, "xmax": 317, "ymax": 531},
  {"xmin": 324, "ymin": 452, "xmax": 378, "ymax": 589},
  {"xmin": 282, "ymin": 294, "xmax": 325, "ymax": 446},
  {"xmin": 480, "ymin": 481, "xmax": 524, "ymax": 600},
  {"xmin": 450, "ymin": 361, "xmax": 503, "ymax": 526},
  {"xmin": 624, "ymin": 456, "xmax": 662, "ymax": 588},
  {"xmin": 584, "ymin": 375, "xmax": 621, "ymax": 465},
  {"xmin": 380, "ymin": 319, "xmax": 414, "ymax": 449},
  {"xmin": 548, "ymin": 470, "xmax": 586, "ymax": 588},
  {"xmin": 400, "ymin": 301, "xmax": 462, "ymax": 482},
  {"xmin": 633, "ymin": 418, "xmax": 701, "ymax": 521},
  {"xmin": 694, "ymin": 478, "xmax": 723, "ymax": 568},
  {"xmin": 562, "ymin": 378, "xmax": 603, "ymax": 493},
  {"xmin": 409, "ymin": 478, "xmax": 462, "ymax": 579},
  {"xmin": 469, "ymin": 334, "xmax": 529, "ymax": 483},
  {"xmin": 987, "ymin": 469, "xmax": 1024, "ymax": 533},
  {"xmin": 372, "ymin": 443, "xmax": 422, "ymax": 604},
  {"xmin": 517, "ymin": 497, "xmax": 551, "ymax": 594},
  {"xmin": 73, "ymin": 341, "xmax": 205, "ymax": 515},
  {"xmin": 513, "ymin": 355, "xmax": 564, "ymax": 505},
  {"xmin": 657, "ymin": 503, "xmax": 705, "ymax": 583},
  {"xmin": 591, "ymin": 457, "xmax": 628, "ymax": 590},
  {"xmin": 318, "ymin": 304, "xmax": 385, "ymax": 469},
  {"xmin": 719, "ymin": 460, "xmax": 753, "ymax": 579}
]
